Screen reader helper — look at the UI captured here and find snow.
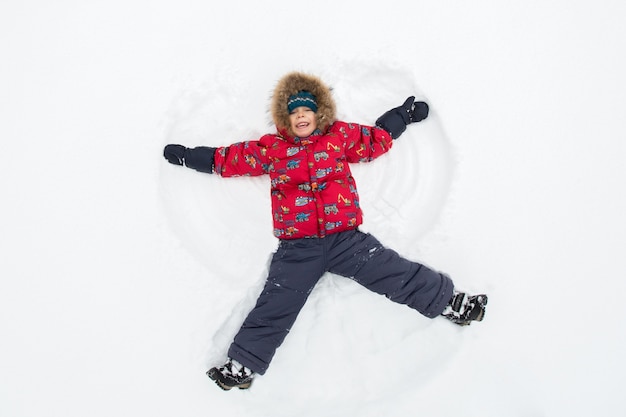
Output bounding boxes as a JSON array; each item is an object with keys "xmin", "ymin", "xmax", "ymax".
[{"xmin": 1, "ymin": 1, "xmax": 625, "ymax": 416}]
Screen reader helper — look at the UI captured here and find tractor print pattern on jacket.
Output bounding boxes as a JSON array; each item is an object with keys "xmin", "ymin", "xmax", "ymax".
[{"xmin": 213, "ymin": 122, "xmax": 393, "ymax": 239}]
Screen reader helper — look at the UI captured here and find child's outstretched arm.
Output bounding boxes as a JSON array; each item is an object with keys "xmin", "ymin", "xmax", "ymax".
[
  {"xmin": 375, "ymin": 96, "xmax": 429, "ymax": 139},
  {"xmin": 163, "ymin": 139, "xmax": 269, "ymax": 177},
  {"xmin": 213, "ymin": 140, "xmax": 268, "ymax": 177},
  {"xmin": 341, "ymin": 97, "xmax": 429, "ymax": 163}
]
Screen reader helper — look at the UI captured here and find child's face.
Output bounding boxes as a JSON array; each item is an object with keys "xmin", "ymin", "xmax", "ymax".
[{"xmin": 289, "ymin": 106, "xmax": 317, "ymax": 137}]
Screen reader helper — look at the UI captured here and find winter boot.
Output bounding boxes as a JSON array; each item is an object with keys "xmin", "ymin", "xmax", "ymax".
[
  {"xmin": 207, "ymin": 358, "xmax": 255, "ymax": 390},
  {"xmin": 441, "ymin": 291, "xmax": 488, "ymax": 326}
]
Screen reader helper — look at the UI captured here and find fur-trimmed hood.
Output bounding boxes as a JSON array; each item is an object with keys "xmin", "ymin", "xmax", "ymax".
[{"xmin": 270, "ymin": 72, "xmax": 336, "ymax": 136}]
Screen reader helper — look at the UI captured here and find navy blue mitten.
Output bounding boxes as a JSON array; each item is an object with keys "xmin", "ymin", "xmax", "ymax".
[
  {"xmin": 163, "ymin": 144, "xmax": 216, "ymax": 174},
  {"xmin": 375, "ymin": 96, "xmax": 429, "ymax": 139}
]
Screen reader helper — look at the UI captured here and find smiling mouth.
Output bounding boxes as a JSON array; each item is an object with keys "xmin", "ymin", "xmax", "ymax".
[{"xmin": 296, "ymin": 122, "xmax": 309, "ymax": 128}]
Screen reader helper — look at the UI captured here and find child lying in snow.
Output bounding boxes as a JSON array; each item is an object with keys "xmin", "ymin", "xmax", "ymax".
[{"xmin": 163, "ymin": 71, "xmax": 488, "ymax": 391}]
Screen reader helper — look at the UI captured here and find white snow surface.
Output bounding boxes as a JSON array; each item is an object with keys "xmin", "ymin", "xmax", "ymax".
[{"xmin": 2, "ymin": 1, "xmax": 625, "ymax": 416}]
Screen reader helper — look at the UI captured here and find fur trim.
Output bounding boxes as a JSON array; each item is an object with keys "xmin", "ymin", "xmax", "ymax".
[{"xmin": 271, "ymin": 72, "xmax": 336, "ymax": 136}]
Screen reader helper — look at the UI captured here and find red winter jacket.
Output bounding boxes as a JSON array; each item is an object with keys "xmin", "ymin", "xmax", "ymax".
[{"xmin": 213, "ymin": 122, "xmax": 393, "ymax": 239}]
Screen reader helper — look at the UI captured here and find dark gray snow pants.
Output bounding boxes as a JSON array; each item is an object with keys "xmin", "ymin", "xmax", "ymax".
[{"xmin": 227, "ymin": 229, "xmax": 454, "ymax": 375}]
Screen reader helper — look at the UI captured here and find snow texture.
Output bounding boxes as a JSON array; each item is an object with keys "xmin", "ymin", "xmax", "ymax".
[{"xmin": 1, "ymin": 1, "xmax": 625, "ymax": 416}]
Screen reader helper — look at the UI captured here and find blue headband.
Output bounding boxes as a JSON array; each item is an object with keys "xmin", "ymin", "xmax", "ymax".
[{"xmin": 287, "ymin": 91, "xmax": 318, "ymax": 113}]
